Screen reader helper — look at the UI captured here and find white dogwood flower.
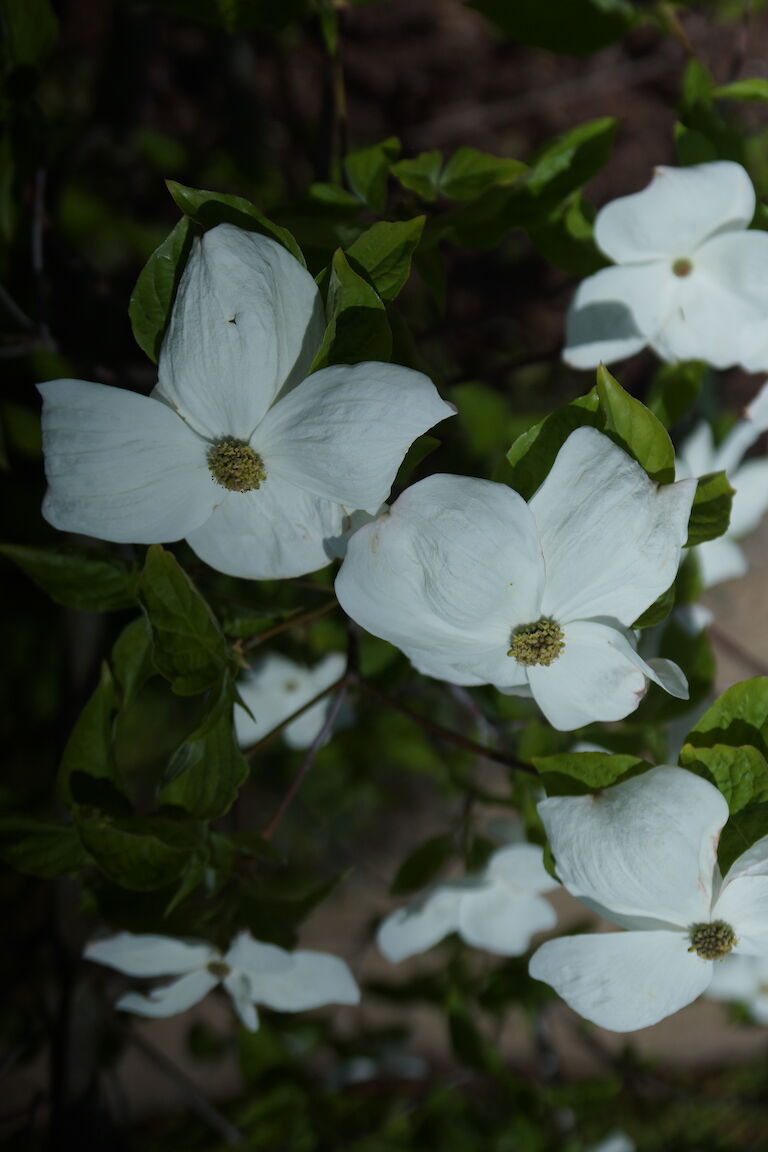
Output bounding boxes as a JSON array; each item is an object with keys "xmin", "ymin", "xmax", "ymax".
[
  {"xmin": 677, "ymin": 380, "xmax": 768, "ymax": 588},
  {"xmin": 336, "ymin": 427, "xmax": 695, "ymax": 731},
  {"xmin": 529, "ymin": 766, "xmax": 768, "ymax": 1032},
  {"xmin": 39, "ymin": 224, "xmax": 454, "ymax": 579},
  {"xmin": 85, "ymin": 929, "xmax": 360, "ymax": 1031},
  {"xmin": 590, "ymin": 1134, "xmax": 635, "ymax": 1152},
  {"xmin": 706, "ymin": 952, "xmax": 768, "ymax": 1024},
  {"xmin": 563, "ymin": 162, "xmax": 768, "ymax": 370},
  {"xmin": 378, "ymin": 841, "xmax": 557, "ymax": 962},
  {"xmin": 234, "ymin": 651, "xmax": 346, "ymax": 750}
]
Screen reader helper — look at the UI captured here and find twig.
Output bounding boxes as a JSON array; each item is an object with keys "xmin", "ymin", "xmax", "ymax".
[
  {"xmin": 262, "ymin": 680, "xmax": 348, "ymax": 839},
  {"xmin": 125, "ymin": 1028, "xmax": 243, "ymax": 1146},
  {"xmin": 242, "ymin": 674, "xmax": 346, "ymax": 760},
  {"xmin": 358, "ymin": 678, "xmax": 535, "ymax": 775},
  {"xmin": 240, "ymin": 598, "xmax": 339, "ymax": 652},
  {"xmin": 31, "ymin": 168, "xmax": 53, "ymax": 350}
]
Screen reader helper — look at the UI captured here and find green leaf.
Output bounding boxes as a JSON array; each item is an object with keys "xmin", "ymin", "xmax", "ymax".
[
  {"xmin": 346, "ymin": 217, "xmax": 425, "ymax": 302},
  {"xmin": 344, "ymin": 137, "xmax": 401, "ymax": 212},
  {"xmin": 78, "ymin": 819, "xmax": 190, "ymax": 891},
  {"xmin": 166, "ymin": 181, "xmax": 305, "ymax": 265},
  {"xmin": 164, "ymin": 853, "xmax": 208, "ymax": 915},
  {"xmin": 139, "ymin": 545, "xmax": 230, "ymax": 695},
  {"xmin": 158, "ymin": 696, "xmax": 249, "ymax": 819},
  {"xmin": 448, "ymin": 995, "xmax": 500, "ymax": 1073},
  {"xmin": 112, "ymin": 616, "xmax": 155, "ymax": 706},
  {"xmin": 129, "ymin": 216, "xmax": 194, "ymax": 363},
  {"xmin": 59, "ymin": 663, "xmax": 122, "ymax": 803},
  {"xmin": 504, "ymin": 389, "xmax": 601, "ymax": 499},
  {"xmin": 524, "ymin": 118, "xmax": 618, "ymax": 205},
  {"xmin": 469, "ymin": 0, "xmax": 635, "ymax": 55},
  {"xmin": 714, "ymin": 78, "xmax": 768, "ymax": 103},
  {"xmin": 0, "ymin": 544, "xmax": 138, "ymax": 612},
  {"xmin": 390, "ymin": 833, "xmax": 454, "ymax": 896},
  {"xmin": 686, "ymin": 471, "xmax": 734, "ymax": 547},
  {"xmin": 718, "ymin": 802, "xmax": 768, "ymax": 875},
  {"xmin": 632, "ymin": 581, "xmax": 675, "ymax": 630},
  {"xmin": 527, "ymin": 193, "xmax": 605, "ymax": 277},
  {"xmin": 680, "ymin": 743, "xmax": 768, "ymax": 814},
  {"xmin": 440, "ymin": 147, "xmax": 525, "ymax": 201},
  {"xmin": 533, "ymin": 752, "xmax": 647, "ymax": 795},
  {"xmin": 685, "ymin": 678, "xmax": 768, "ymax": 758},
  {"xmin": 647, "ymin": 360, "xmax": 705, "ymax": 428},
  {"xmin": 0, "ymin": 820, "xmax": 91, "ymax": 878},
  {"xmin": 596, "ymin": 365, "xmax": 675, "ymax": 482},
  {"xmin": 391, "ymin": 152, "xmax": 444, "ymax": 201},
  {"xmin": 0, "ymin": 0, "xmax": 58, "ymax": 69},
  {"xmin": 311, "ymin": 248, "xmax": 391, "ymax": 369},
  {"xmin": 393, "ymin": 434, "xmax": 441, "ymax": 489}
]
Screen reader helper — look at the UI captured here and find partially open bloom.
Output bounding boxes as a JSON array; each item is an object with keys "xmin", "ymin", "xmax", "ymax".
[
  {"xmin": 234, "ymin": 651, "xmax": 346, "ymax": 750},
  {"xmin": 529, "ymin": 767, "xmax": 768, "ymax": 1032},
  {"xmin": 336, "ymin": 427, "xmax": 695, "ymax": 730},
  {"xmin": 563, "ymin": 162, "xmax": 768, "ymax": 370},
  {"xmin": 39, "ymin": 224, "xmax": 454, "ymax": 578},
  {"xmin": 378, "ymin": 841, "xmax": 557, "ymax": 962},
  {"xmin": 706, "ymin": 952, "xmax": 768, "ymax": 1024},
  {"xmin": 85, "ymin": 930, "xmax": 360, "ymax": 1031},
  {"xmin": 677, "ymin": 380, "xmax": 768, "ymax": 587}
]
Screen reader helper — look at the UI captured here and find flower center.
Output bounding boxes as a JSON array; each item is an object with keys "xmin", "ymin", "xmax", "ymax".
[
  {"xmin": 672, "ymin": 258, "xmax": 693, "ymax": 278},
  {"xmin": 688, "ymin": 920, "xmax": 736, "ymax": 960},
  {"xmin": 207, "ymin": 960, "xmax": 232, "ymax": 978},
  {"xmin": 508, "ymin": 617, "xmax": 565, "ymax": 667},
  {"xmin": 207, "ymin": 438, "xmax": 266, "ymax": 492}
]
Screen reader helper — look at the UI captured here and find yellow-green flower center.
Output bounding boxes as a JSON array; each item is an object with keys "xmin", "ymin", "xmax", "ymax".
[
  {"xmin": 207, "ymin": 438, "xmax": 266, "ymax": 492},
  {"xmin": 672, "ymin": 258, "xmax": 693, "ymax": 278},
  {"xmin": 508, "ymin": 617, "xmax": 565, "ymax": 667},
  {"xmin": 688, "ymin": 920, "xmax": 736, "ymax": 960},
  {"xmin": 207, "ymin": 960, "xmax": 232, "ymax": 978}
]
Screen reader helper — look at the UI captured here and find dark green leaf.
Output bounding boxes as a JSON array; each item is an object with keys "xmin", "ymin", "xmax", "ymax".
[
  {"xmin": 0, "ymin": 0, "xmax": 58, "ymax": 69},
  {"xmin": 632, "ymin": 581, "xmax": 675, "ymax": 630},
  {"xmin": 139, "ymin": 544, "xmax": 230, "ymax": 695},
  {"xmin": 596, "ymin": 365, "xmax": 675, "ymax": 482},
  {"xmin": 685, "ymin": 678, "xmax": 768, "ymax": 758},
  {"xmin": 129, "ymin": 216, "xmax": 194, "ymax": 363},
  {"xmin": 528, "ymin": 193, "xmax": 605, "ymax": 276},
  {"xmin": 685, "ymin": 471, "xmax": 734, "ymax": 547},
  {"xmin": 718, "ymin": 802, "xmax": 768, "ymax": 874},
  {"xmin": 344, "ymin": 137, "xmax": 401, "ymax": 213},
  {"xmin": 59, "ymin": 663, "xmax": 122, "ymax": 803},
  {"xmin": 714, "ymin": 78, "xmax": 768, "ymax": 103},
  {"xmin": 680, "ymin": 743, "xmax": 768, "ymax": 813},
  {"xmin": 448, "ymin": 993, "xmax": 501, "ymax": 1072},
  {"xmin": 0, "ymin": 820, "xmax": 90, "ymax": 878},
  {"xmin": 112, "ymin": 616, "xmax": 155, "ymax": 705},
  {"xmin": 533, "ymin": 752, "xmax": 647, "ymax": 795},
  {"xmin": 346, "ymin": 217, "xmax": 425, "ymax": 302},
  {"xmin": 393, "ymin": 434, "xmax": 441, "ymax": 489},
  {"xmin": 647, "ymin": 360, "xmax": 705, "ymax": 428},
  {"xmin": 391, "ymin": 152, "xmax": 443, "ymax": 201},
  {"xmin": 440, "ymin": 147, "xmax": 525, "ymax": 201},
  {"xmin": 158, "ymin": 699, "xmax": 249, "ymax": 819},
  {"xmin": 166, "ymin": 181, "xmax": 305, "ymax": 265},
  {"xmin": 311, "ymin": 248, "xmax": 391, "ymax": 369},
  {"xmin": 469, "ymin": 0, "xmax": 635, "ymax": 55},
  {"xmin": 0, "ymin": 544, "xmax": 138, "ymax": 612},
  {"xmin": 504, "ymin": 388, "xmax": 600, "ymax": 499},
  {"xmin": 390, "ymin": 833, "xmax": 454, "ymax": 896},
  {"xmin": 78, "ymin": 819, "xmax": 189, "ymax": 890}
]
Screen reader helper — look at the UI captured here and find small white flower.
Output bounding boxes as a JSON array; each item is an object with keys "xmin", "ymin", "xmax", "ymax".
[
  {"xmin": 39, "ymin": 224, "xmax": 455, "ymax": 579},
  {"xmin": 84, "ymin": 929, "xmax": 360, "ymax": 1031},
  {"xmin": 378, "ymin": 841, "xmax": 557, "ymax": 962},
  {"xmin": 677, "ymin": 380, "xmax": 768, "ymax": 588},
  {"xmin": 563, "ymin": 161, "xmax": 768, "ymax": 370},
  {"xmin": 589, "ymin": 1134, "xmax": 635, "ymax": 1152},
  {"xmin": 706, "ymin": 952, "xmax": 768, "ymax": 1024},
  {"xmin": 234, "ymin": 651, "xmax": 347, "ymax": 750},
  {"xmin": 529, "ymin": 766, "xmax": 768, "ymax": 1032},
  {"xmin": 336, "ymin": 427, "xmax": 695, "ymax": 731}
]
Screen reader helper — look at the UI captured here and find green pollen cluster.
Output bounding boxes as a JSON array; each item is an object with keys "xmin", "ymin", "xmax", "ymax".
[
  {"xmin": 688, "ymin": 920, "xmax": 736, "ymax": 960},
  {"xmin": 508, "ymin": 617, "xmax": 565, "ymax": 667},
  {"xmin": 207, "ymin": 960, "xmax": 231, "ymax": 978},
  {"xmin": 207, "ymin": 437, "xmax": 266, "ymax": 492},
  {"xmin": 672, "ymin": 257, "xmax": 693, "ymax": 278}
]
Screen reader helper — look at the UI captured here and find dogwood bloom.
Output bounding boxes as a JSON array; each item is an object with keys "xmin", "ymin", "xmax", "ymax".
[
  {"xmin": 677, "ymin": 380, "xmax": 768, "ymax": 587},
  {"xmin": 590, "ymin": 1135, "xmax": 635, "ymax": 1152},
  {"xmin": 234, "ymin": 651, "xmax": 346, "ymax": 750},
  {"xmin": 378, "ymin": 841, "xmax": 557, "ymax": 962},
  {"xmin": 563, "ymin": 161, "xmax": 768, "ymax": 369},
  {"xmin": 707, "ymin": 952, "xmax": 768, "ymax": 1024},
  {"xmin": 84, "ymin": 930, "xmax": 360, "ymax": 1031},
  {"xmin": 529, "ymin": 766, "xmax": 768, "ymax": 1032},
  {"xmin": 39, "ymin": 224, "xmax": 454, "ymax": 578},
  {"xmin": 336, "ymin": 427, "xmax": 695, "ymax": 731}
]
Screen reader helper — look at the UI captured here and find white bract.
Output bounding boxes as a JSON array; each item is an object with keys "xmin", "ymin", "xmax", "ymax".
[
  {"xmin": 529, "ymin": 766, "xmax": 768, "ymax": 1032},
  {"xmin": 39, "ymin": 224, "xmax": 454, "ymax": 579},
  {"xmin": 677, "ymin": 381, "xmax": 768, "ymax": 588},
  {"xmin": 336, "ymin": 427, "xmax": 695, "ymax": 731},
  {"xmin": 563, "ymin": 161, "xmax": 768, "ymax": 370},
  {"xmin": 706, "ymin": 952, "xmax": 768, "ymax": 1024},
  {"xmin": 589, "ymin": 1135, "xmax": 635, "ymax": 1152},
  {"xmin": 378, "ymin": 841, "xmax": 557, "ymax": 962},
  {"xmin": 235, "ymin": 651, "xmax": 346, "ymax": 750},
  {"xmin": 84, "ymin": 929, "xmax": 360, "ymax": 1031}
]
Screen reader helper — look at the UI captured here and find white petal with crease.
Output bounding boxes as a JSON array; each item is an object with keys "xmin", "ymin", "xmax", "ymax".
[
  {"xmin": 84, "ymin": 932, "xmax": 217, "ymax": 976},
  {"xmin": 117, "ymin": 970, "xmax": 219, "ymax": 1018}
]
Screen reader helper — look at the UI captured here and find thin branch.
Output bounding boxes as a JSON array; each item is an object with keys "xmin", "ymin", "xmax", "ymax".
[
  {"xmin": 358, "ymin": 678, "xmax": 535, "ymax": 775},
  {"xmin": 240, "ymin": 599, "xmax": 339, "ymax": 653},
  {"xmin": 242, "ymin": 674, "xmax": 346, "ymax": 760},
  {"xmin": 125, "ymin": 1028, "xmax": 243, "ymax": 1146},
  {"xmin": 262, "ymin": 680, "xmax": 348, "ymax": 840}
]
